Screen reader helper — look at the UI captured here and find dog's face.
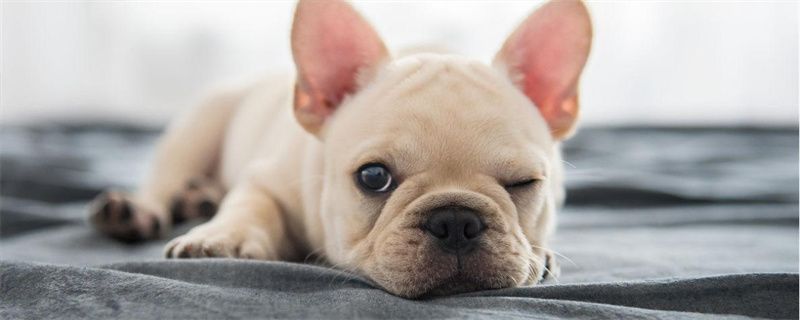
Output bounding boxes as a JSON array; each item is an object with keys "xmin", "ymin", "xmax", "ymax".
[
  {"xmin": 321, "ymin": 56, "xmax": 560, "ymax": 297},
  {"xmin": 291, "ymin": 0, "xmax": 591, "ymax": 298}
]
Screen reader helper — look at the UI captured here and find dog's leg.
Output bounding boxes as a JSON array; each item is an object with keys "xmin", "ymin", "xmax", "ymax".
[
  {"xmin": 164, "ymin": 178, "xmax": 295, "ymax": 260},
  {"xmin": 89, "ymin": 88, "xmax": 244, "ymax": 242}
]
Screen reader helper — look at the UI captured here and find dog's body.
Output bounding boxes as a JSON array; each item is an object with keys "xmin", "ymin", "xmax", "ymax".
[{"xmin": 91, "ymin": 0, "xmax": 591, "ymax": 298}]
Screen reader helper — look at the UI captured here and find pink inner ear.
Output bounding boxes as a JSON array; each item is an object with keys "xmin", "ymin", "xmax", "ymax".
[
  {"xmin": 496, "ymin": 0, "xmax": 592, "ymax": 139},
  {"xmin": 292, "ymin": 0, "xmax": 388, "ymax": 133}
]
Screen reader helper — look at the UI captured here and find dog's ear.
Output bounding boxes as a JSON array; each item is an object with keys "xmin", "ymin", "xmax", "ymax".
[
  {"xmin": 291, "ymin": 0, "xmax": 389, "ymax": 135},
  {"xmin": 494, "ymin": 0, "xmax": 592, "ymax": 140}
]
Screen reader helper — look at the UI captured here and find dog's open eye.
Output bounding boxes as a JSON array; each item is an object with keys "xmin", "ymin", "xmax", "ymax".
[
  {"xmin": 505, "ymin": 178, "xmax": 537, "ymax": 190},
  {"xmin": 356, "ymin": 163, "xmax": 395, "ymax": 193}
]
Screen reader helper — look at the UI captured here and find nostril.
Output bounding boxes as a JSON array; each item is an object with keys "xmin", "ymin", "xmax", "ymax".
[
  {"xmin": 428, "ymin": 222, "xmax": 448, "ymax": 239},
  {"xmin": 463, "ymin": 220, "xmax": 483, "ymax": 239},
  {"xmin": 424, "ymin": 214, "xmax": 450, "ymax": 239}
]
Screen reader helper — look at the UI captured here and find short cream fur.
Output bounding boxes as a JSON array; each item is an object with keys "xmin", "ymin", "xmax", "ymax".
[{"xmin": 90, "ymin": 0, "xmax": 592, "ymax": 298}]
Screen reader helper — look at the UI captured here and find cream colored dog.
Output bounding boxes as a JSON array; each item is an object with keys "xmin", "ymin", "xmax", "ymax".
[{"xmin": 90, "ymin": 0, "xmax": 592, "ymax": 298}]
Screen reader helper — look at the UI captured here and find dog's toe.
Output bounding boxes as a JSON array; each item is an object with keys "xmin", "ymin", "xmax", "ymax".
[
  {"xmin": 170, "ymin": 178, "xmax": 224, "ymax": 223},
  {"xmin": 89, "ymin": 191, "xmax": 167, "ymax": 242},
  {"xmin": 164, "ymin": 224, "xmax": 276, "ymax": 260}
]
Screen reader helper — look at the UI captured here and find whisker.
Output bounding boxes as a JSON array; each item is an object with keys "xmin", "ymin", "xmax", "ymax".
[
  {"xmin": 529, "ymin": 244, "xmax": 577, "ymax": 268},
  {"xmin": 326, "ymin": 263, "xmax": 362, "ymax": 287},
  {"xmin": 335, "ymin": 261, "xmax": 370, "ymax": 287},
  {"xmin": 303, "ymin": 247, "xmax": 326, "ymax": 264},
  {"xmin": 525, "ymin": 259, "xmax": 538, "ymax": 285},
  {"xmin": 528, "ymin": 253, "xmax": 559, "ymax": 284}
]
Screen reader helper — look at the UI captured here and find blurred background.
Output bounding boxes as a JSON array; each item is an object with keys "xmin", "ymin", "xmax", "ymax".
[{"xmin": 2, "ymin": 0, "xmax": 797, "ymax": 127}]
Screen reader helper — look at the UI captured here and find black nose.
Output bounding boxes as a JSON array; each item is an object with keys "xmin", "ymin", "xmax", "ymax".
[{"xmin": 423, "ymin": 206, "xmax": 485, "ymax": 254}]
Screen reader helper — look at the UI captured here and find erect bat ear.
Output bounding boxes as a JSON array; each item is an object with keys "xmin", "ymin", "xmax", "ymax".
[
  {"xmin": 494, "ymin": 0, "xmax": 592, "ymax": 140},
  {"xmin": 291, "ymin": 0, "xmax": 389, "ymax": 135}
]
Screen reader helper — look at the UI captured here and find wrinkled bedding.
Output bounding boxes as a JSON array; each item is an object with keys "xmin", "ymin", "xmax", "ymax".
[{"xmin": 1, "ymin": 125, "xmax": 797, "ymax": 319}]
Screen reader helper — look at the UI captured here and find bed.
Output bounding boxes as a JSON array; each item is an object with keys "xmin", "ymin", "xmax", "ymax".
[{"xmin": 1, "ymin": 125, "xmax": 797, "ymax": 319}]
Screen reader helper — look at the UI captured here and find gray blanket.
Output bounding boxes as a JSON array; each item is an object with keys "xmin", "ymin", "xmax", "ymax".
[{"xmin": 1, "ymin": 126, "xmax": 798, "ymax": 319}]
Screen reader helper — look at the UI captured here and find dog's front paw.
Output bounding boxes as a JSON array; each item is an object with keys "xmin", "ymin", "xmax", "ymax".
[
  {"xmin": 164, "ymin": 223, "xmax": 277, "ymax": 260},
  {"xmin": 89, "ymin": 191, "xmax": 166, "ymax": 242}
]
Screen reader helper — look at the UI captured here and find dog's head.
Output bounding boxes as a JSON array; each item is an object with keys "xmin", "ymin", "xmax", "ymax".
[{"xmin": 291, "ymin": 0, "xmax": 591, "ymax": 298}]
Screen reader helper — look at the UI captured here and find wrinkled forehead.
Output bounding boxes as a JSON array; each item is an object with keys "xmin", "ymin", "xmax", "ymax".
[{"xmin": 326, "ymin": 54, "xmax": 554, "ymax": 174}]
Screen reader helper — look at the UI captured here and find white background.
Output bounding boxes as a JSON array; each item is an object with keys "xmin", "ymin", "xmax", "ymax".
[{"xmin": 2, "ymin": 1, "xmax": 798, "ymax": 127}]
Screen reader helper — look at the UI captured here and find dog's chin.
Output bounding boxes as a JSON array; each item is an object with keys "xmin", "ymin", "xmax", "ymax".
[
  {"xmin": 420, "ymin": 272, "xmax": 512, "ymax": 298},
  {"xmin": 371, "ymin": 264, "xmax": 523, "ymax": 299},
  {"xmin": 364, "ymin": 246, "xmax": 531, "ymax": 299}
]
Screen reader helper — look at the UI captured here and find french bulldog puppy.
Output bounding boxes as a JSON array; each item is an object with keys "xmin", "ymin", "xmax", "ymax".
[{"xmin": 90, "ymin": 0, "xmax": 592, "ymax": 298}]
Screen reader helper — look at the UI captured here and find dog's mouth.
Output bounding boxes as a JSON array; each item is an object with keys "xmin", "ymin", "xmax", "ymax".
[
  {"xmin": 363, "ymin": 242, "xmax": 529, "ymax": 298},
  {"xmin": 374, "ymin": 261, "xmax": 521, "ymax": 298}
]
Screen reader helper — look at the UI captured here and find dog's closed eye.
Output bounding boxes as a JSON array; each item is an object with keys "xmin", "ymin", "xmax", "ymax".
[{"xmin": 504, "ymin": 178, "xmax": 538, "ymax": 190}]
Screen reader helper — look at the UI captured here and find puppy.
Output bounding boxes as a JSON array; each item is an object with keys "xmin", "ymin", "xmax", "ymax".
[{"xmin": 90, "ymin": 0, "xmax": 592, "ymax": 298}]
